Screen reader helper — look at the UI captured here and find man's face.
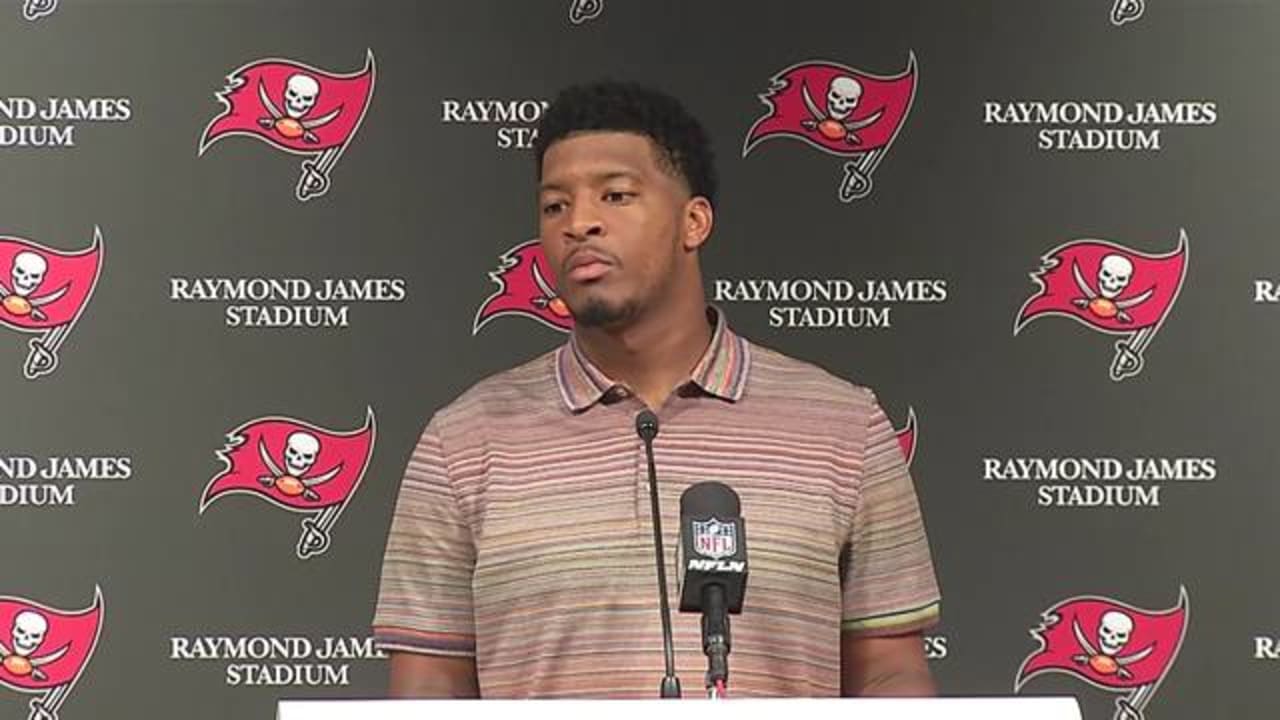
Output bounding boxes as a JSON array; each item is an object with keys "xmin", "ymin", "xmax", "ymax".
[{"xmin": 538, "ymin": 131, "xmax": 690, "ymax": 328}]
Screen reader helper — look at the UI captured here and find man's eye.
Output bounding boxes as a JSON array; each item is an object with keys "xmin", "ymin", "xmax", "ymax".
[
  {"xmin": 542, "ymin": 201, "xmax": 565, "ymax": 215},
  {"xmin": 604, "ymin": 191, "xmax": 634, "ymax": 203}
]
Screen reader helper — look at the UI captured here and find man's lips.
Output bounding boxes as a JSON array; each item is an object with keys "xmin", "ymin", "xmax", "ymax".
[{"xmin": 564, "ymin": 251, "xmax": 615, "ymax": 282}]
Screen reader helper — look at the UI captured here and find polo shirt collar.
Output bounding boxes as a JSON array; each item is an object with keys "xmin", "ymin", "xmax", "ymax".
[{"xmin": 554, "ymin": 305, "xmax": 751, "ymax": 412}]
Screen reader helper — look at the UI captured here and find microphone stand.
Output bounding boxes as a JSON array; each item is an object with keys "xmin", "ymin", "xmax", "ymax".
[
  {"xmin": 636, "ymin": 411, "xmax": 681, "ymax": 698},
  {"xmin": 702, "ymin": 583, "xmax": 731, "ymax": 699}
]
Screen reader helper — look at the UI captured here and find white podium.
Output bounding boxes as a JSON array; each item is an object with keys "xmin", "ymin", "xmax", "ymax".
[{"xmin": 277, "ymin": 697, "xmax": 1082, "ymax": 720}]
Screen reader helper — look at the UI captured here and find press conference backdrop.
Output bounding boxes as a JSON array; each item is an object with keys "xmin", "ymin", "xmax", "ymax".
[{"xmin": 0, "ymin": 0, "xmax": 1272, "ymax": 717}]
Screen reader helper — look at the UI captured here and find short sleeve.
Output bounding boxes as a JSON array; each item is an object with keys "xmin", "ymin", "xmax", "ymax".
[
  {"xmin": 840, "ymin": 389, "xmax": 941, "ymax": 636},
  {"xmin": 372, "ymin": 415, "xmax": 477, "ymax": 657}
]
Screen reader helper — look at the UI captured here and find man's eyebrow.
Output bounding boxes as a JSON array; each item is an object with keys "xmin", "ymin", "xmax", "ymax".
[{"xmin": 539, "ymin": 170, "xmax": 643, "ymax": 193}]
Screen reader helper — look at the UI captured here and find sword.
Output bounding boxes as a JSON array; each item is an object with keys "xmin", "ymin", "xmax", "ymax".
[
  {"xmin": 28, "ymin": 684, "xmax": 67, "ymax": 720},
  {"xmin": 1112, "ymin": 0, "xmax": 1145, "ymax": 26},
  {"xmin": 1109, "ymin": 326, "xmax": 1155, "ymax": 381},
  {"xmin": 22, "ymin": 0, "xmax": 58, "ymax": 21},
  {"xmin": 296, "ymin": 504, "xmax": 340, "ymax": 559},
  {"xmin": 23, "ymin": 324, "xmax": 69, "ymax": 380},
  {"xmin": 838, "ymin": 150, "xmax": 881, "ymax": 202},
  {"xmin": 1112, "ymin": 682, "xmax": 1153, "ymax": 720},
  {"xmin": 295, "ymin": 147, "xmax": 341, "ymax": 202},
  {"xmin": 569, "ymin": 0, "xmax": 603, "ymax": 24}
]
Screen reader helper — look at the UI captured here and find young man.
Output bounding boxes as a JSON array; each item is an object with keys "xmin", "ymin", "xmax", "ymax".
[{"xmin": 373, "ymin": 81, "xmax": 941, "ymax": 698}]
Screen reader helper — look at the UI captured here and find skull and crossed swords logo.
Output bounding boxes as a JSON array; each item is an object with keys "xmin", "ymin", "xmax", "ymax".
[
  {"xmin": 201, "ymin": 410, "xmax": 375, "ymax": 560},
  {"xmin": 1071, "ymin": 254, "xmax": 1153, "ymax": 324},
  {"xmin": 200, "ymin": 52, "xmax": 375, "ymax": 202},
  {"xmin": 256, "ymin": 73, "xmax": 341, "ymax": 145},
  {"xmin": 744, "ymin": 57, "xmax": 916, "ymax": 203},
  {"xmin": 1071, "ymin": 610, "xmax": 1153, "ymax": 680},
  {"xmin": 800, "ymin": 75, "xmax": 885, "ymax": 146},
  {"xmin": 1015, "ymin": 232, "xmax": 1187, "ymax": 382},
  {"xmin": 0, "ymin": 611, "xmax": 66, "ymax": 683},
  {"xmin": 0, "ymin": 252, "xmax": 68, "ymax": 323},
  {"xmin": 256, "ymin": 430, "xmax": 341, "ymax": 502}
]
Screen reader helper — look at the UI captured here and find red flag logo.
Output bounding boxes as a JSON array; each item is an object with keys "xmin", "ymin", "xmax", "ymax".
[
  {"xmin": 1017, "ymin": 588, "xmax": 1188, "ymax": 718},
  {"xmin": 1015, "ymin": 231, "xmax": 1188, "ymax": 381},
  {"xmin": 0, "ymin": 230, "xmax": 102, "ymax": 380},
  {"xmin": 473, "ymin": 239, "xmax": 574, "ymax": 334},
  {"xmin": 895, "ymin": 407, "xmax": 918, "ymax": 468},
  {"xmin": 199, "ymin": 51, "xmax": 376, "ymax": 201},
  {"xmin": 743, "ymin": 56, "xmax": 917, "ymax": 202},
  {"xmin": 0, "ymin": 587, "xmax": 103, "ymax": 720},
  {"xmin": 200, "ymin": 408, "xmax": 376, "ymax": 559}
]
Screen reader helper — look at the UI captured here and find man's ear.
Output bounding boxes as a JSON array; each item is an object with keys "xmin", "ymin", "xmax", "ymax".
[{"xmin": 682, "ymin": 196, "xmax": 714, "ymax": 252}]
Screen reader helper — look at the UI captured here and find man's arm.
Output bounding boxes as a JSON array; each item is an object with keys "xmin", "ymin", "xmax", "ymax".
[
  {"xmin": 388, "ymin": 652, "xmax": 480, "ymax": 698},
  {"xmin": 840, "ymin": 631, "xmax": 936, "ymax": 697}
]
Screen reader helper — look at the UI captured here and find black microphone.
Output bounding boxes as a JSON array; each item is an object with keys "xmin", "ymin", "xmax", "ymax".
[
  {"xmin": 635, "ymin": 410, "xmax": 681, "ymax": 699},
  {"xmin": 678, "ymin": 481, "xmax": 748, "ymax": 696}
]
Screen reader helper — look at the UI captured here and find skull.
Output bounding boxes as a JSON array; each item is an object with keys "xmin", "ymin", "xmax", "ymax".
[
  {"xmin": 826, "ymin": 76, "xmax": 863, "ymax": 120},
  {"xmin": 1097, "ymin": 254, "xmax": 1133, "ymax": 300},
  {"xmin": 284, "ymin": 431, "xmax": 320, "ymax": 477},
  {"xmin": 11, "ymin": 611, "xmax": 48, "ymax": 656},
  {"xmin": 11, "ymin": 251, "xmax": 47, "ymax": 296},
  {"xmin": 1098, "ymin": 610, "xmax": 1133, "ymax": 655},
  {"xmin": 284, "ymin": 74, "xmax": 320, "ymax": 119}
]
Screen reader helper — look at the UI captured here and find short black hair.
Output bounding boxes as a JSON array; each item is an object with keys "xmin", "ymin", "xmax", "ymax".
[{"xmin": 534, "ymin": 81, "xmax": 718, "ymax": 205}]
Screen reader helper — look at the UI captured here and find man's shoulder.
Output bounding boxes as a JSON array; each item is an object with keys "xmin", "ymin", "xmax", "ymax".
[
  {"xmin": 743, "ymin": 337, "xmax": 879, "ymax": 408},
  {"xmin": 432, "ymin": 347, "xmax": 562, "ymax": 428}
]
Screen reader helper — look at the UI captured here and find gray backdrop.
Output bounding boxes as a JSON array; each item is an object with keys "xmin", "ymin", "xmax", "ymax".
[{"xmin": 0, "ymin": 0, "xmax": 1273, "ymax": 718}]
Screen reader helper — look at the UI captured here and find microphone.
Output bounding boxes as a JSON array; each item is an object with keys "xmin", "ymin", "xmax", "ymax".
[
  {"xmin": 679, "ymin": 481, "xmax": 748, "ymax": 697},
  {"xmin": 635, "ymin": 410, "xmax": 681, "ymax": 699}
]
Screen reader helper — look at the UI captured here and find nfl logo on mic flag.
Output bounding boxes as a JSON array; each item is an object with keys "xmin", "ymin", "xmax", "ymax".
[{"xmin": 693, "ymin": 519, "xmax": 738, "ymax": 560}]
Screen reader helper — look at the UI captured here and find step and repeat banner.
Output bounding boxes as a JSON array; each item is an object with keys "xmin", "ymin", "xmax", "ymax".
[{"xmin": 0, "ymin": 0, "xmax": 1273, "ymax": 718}]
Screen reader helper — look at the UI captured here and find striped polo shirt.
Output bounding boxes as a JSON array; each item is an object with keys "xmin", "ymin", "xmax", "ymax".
[{"xmin": 372, "ymin": 307, "xmax": 941, "ymax": 697}]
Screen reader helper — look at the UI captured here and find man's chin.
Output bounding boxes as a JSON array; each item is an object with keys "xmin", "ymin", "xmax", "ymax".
[{"xmin": 571, "ymin": 296, "xmax": 637, "ymax": 329}]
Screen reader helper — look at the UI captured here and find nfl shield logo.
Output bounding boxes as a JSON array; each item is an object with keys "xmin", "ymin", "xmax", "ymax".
[{"xmin": 693, "ymin": 518, "xmax": 737, "ymax": 559}]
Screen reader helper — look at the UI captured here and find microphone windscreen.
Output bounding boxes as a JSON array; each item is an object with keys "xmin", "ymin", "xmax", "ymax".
[{"xmin": 680, "ymin": 481, "xmax": 740, "ymax": 517}]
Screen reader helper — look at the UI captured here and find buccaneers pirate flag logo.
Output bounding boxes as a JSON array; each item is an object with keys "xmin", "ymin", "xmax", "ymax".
[
  {"xmin": 199, "ymin": 51, "xmax": 375, "ymax": 202},
  {"xmin": 896, "ymin": 407, "xmax": 918, "ymax": 468},
  {"xmin": 1016, "ymin": 588, "xmax": 1188, "ymax": 720},
  {"xmin": 0, "ymin": 588, "xmax": 102, "ymax": 720},
  {"xmin": 200, "ymin": 408, "xmax": 376, "ymax": 559},
  {"xmin": 743, "ymin": 56, "xmax": 917, "ymax": 202},
  {"xmin": 21, "ymin": 0, "xmax": 57, "ymax": 20},
  {"xmin": 474, "ymin": 239, "xmax": 574, "ymax": 334},
  {"xmin": 1015, "ymin": 231, "xmax": 1188, "ymax": 381},
  {"xmin": 0, "ymin": 230, "xmax": 102, "ymax": 380},
  {"xmin": 1112, "ymin": 0, "xmax": 1145, "ymax": 25}
]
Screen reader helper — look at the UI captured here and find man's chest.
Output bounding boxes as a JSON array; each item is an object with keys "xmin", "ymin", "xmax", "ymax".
[{"xmin": 456, "ymin": 414, "xmax": 858, "ymax": 612}]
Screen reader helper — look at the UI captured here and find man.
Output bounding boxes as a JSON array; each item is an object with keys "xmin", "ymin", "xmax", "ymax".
[{"xmin": 373, "ymin": 81, "xmax": 940, "ymax": 698}]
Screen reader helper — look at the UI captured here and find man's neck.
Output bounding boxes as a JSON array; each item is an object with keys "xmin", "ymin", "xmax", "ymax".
[{"xmin": 573, "ymin": 296, "xmax": 712, "ymax": 411}]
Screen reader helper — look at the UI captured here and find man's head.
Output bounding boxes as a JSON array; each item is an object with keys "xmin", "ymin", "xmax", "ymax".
[{"xmin": 535, "ymin": 81, "xmax": 717, "ymax": 329}]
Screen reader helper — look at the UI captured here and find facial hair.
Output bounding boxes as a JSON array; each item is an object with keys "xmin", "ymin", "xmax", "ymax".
[{"xmin": 573, "ymin": 296, "xmax": 639, "ymax": 328}]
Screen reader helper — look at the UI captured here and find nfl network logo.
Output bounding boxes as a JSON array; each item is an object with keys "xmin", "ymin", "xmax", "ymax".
[{"xmin": 693, "ymin": 518, "xmax": 737, "ymax": 559}]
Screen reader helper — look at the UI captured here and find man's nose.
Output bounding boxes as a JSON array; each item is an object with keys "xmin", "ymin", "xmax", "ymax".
[{"xmin": 566, "ymin": 202, "xmax": 604, "ymax": 239}]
